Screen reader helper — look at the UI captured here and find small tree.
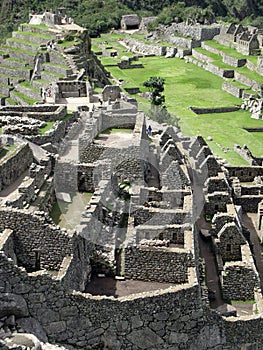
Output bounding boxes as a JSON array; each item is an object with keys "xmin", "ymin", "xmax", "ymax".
[
  {"xmin": 143, "ymin": 76, "xmax": 165, "ymax": 106},
  {"xmin": 148, "ymin": 105, "xmax": 180, "ymax": 127}
]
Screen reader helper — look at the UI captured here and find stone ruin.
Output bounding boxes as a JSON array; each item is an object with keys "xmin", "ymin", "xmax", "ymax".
[{"xmin": 1, "ymin": 12, "xmax": 263, "ymax": 350}]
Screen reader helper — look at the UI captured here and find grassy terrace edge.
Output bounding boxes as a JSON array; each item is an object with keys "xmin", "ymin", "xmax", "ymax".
[{"xmin": 93, "ymin": 33, "xmax": 263, "ymax": 165}]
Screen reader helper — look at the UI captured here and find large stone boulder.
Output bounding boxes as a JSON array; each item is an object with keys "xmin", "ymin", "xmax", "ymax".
[
  {"xmin": 0, "ymin": 294, "xmax": 28, "ymax": 318},
  {"xmin": 16, "ymin": 318, "xmax": 47, "ymax": 342}
]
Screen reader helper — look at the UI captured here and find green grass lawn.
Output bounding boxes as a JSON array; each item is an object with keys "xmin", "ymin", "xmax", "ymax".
[
  {"xmin": 39, "ymin": 121, "xmax": 55, "ymax": 135},
  {"xmin": 103, "ymin": 54, "xmax": 263, "ymax": 164}
]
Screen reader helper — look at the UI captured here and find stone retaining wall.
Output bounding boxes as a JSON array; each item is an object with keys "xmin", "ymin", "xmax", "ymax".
[
  {"xmin": 189, "ymin": 106, "xmax": 240, "ymax": 114},
  {"xmin": 223, "ymin": 55, "xmax": 246, "ymax": 67},
  {"xmin": 124, "ymin": 38, "xmax": 166, "ymax": 56},
  {"xmin": 226, "ymin": 166, "xmax": 263, "ymax": 182},
  {"xmin": 222, "ymin": 82, "xmax": 244, "ymax": 98},
  {"xmin": 234, "ymin": 71, "xmax": 261, "ymax": 91},
  {"xmin": 192, "ymin": 49, "xmax": 213, "ymax": 63}
]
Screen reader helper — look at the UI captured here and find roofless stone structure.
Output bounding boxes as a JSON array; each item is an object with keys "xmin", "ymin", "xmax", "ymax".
[{"xmin": 0, "ymin": 11, "xmax": 263, "ymax": 350}]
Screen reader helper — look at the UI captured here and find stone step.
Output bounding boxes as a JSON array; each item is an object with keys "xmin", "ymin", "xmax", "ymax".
[
  {"xmin": 10, "ymin": 90, "xmax": 38, "ymax": 106},
  {"xmin": 0, "ymin": 56, "xmax": 31, "ymax": 69},
  {"xmin": 5, "ymin": 97, "xmax": 18, "ymax": 106},
  {"xmin": 15, "ymin": 83, "xmax": 41, "ymax": 101},
  {"xmin": 41, "ymin": 70, "xmax": 64, "ymax": 82},
  {"xmin": 6, "ymin": 38, "xmax": 39, "ymax": 54},
  {"xmin": 0, "ymin": 65, "xmax": 32, "ymax": 80},
  {"xmin": 19, "ymin": 24, "xmax": 59, "ymax": 38},
  {"xmin": 0, "ymin": 83, "xmax": 13, "ymax": 96},
  {"xmin": 43, "ymin": 62, "xmax": 72, "ymax": 77},
  {"xmin": 1, "ymin": 45, "xmax": 35, "ymax": 65}
]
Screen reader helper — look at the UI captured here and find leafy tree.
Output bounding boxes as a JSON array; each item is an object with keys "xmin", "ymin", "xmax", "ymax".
[{"xmin": 143, "ymin": 76, "xmax": 165, "ymax": 106}]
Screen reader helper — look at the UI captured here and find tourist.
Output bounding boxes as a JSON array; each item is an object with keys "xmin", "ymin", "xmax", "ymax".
[{"xmin": 147, "ymin": 125, "xmax": 152, "ymax": 136}]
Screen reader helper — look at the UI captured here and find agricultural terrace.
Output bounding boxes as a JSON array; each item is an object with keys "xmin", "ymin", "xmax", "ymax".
[{"xmin": 92, "ymin": 33, "xmax": 263, "ymax": 165}]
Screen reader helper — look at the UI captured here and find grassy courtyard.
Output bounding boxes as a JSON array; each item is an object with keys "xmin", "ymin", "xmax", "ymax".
[{"xmin": 93, "ymin": 34, "xmax": 263, "ymax": 165}]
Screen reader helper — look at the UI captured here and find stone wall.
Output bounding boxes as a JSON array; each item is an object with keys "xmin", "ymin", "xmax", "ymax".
[
  {"xmin": 222, "ymin": 245, "xmax": 260, "ymax": 301},
  {"xmin": 222, "ymin": 82, "xmax": 244, "ymax": 98},
  {"xmin": 124, "ymin": 245, "xmax": 194, "ymax": 283},
  {"xmin": 0, "ymin": 105, "xmax": 67, "ymax": 122},
  {"xmin": 235, "ymin": 71, "xmax": 261, "ymax": 91},
  {"xmin": 189, "ymin": 106, "xmax": 239, "ymax": 114},
  {"xmin": 226, "ymin": 166, "xmax": 263, "ymax": 182},
  {"xmin": 0, "ymin": 208, "xmax": 72, "ymax": 272},
  {"xmin": 2, "ymin": 238, "xmax": 263, "ymax": 348},
  {"xmin": 0, "ymin": 143, "xmax": 33, "ymax": 191},
  {"xmin": 124, "ymin": 38, "xmax": 166, "ymax": 56},
  {"xmin": 167, "ymin": 23, "xmax": 221, "ymax": 41},
  {"xmin": 217, "ymin": 223, "xmax": 245, "ymax": 262}
]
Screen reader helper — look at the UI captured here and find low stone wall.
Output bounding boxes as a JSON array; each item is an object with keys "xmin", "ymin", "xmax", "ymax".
[
  {"xmin": 25, "ymin": 113, "xmax": 74, "ymax": 146},
  {"xmin": 0, "ymin": 143, "xmax": 33, "ymax": 191},
  {"xmin": 223, "ymin": 55, "xmax": 246, "ymax": 67},
  {"xmin": 235, "ymin": 71, "xmax": 261, "ymax": 91},
  {"xmin": 235, "ymin": 196, "xmax": 263, "ymax": 213},
  {"xmin": 124, "ymin": 38, "xmax": 166, "ymax": 56},
  {"xmin": 0, "ymin": 105, "xmax": 67, "ymax": 122},
  {"xmin": 201, "ymin": 42, "xmax": 222, "ymax": 55},
  {"xmin": 206, "ymin": 62, "xmax": 234, "ymax": 78},
  {"xmin": 222, "ymin": 82, "xmax": 244, "ymax": 98},
  {"xmin": 124, "ymin": 245, "xmax": 193, "ymax": 283},
  {"xmin": 192, "ymin": 49, "xmax": 213, "ymax": 63},
  {"xmin": 12, "ymin": 32, "xmax": 50, "ymax": 46},
  {"xmin": 2, "ymin": 243, "xmax": 263, "ymax": 348},
  {"xmin": 189, "ymin": 106, "xmax": 240, "ymax": 114},
  {"xmin": 167, "ymin": 23, "xmax": 221, "ymax": 41},
  {"xmin": 165, "ymin": 36, "xmax": 200, "ymax": 50},
  {"xmin": 0, "ymin": 65, "xmax": 32, "ymax": 81}
]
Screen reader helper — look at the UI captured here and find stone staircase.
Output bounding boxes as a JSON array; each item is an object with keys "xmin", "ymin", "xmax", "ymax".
[{"xmin": 0, "ymin": 23, "xmax": 75, "ymax": 106}]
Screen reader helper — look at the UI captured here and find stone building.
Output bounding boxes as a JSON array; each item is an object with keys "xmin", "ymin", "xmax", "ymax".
[
  {"xmin": 2, "ymin": 13, "xmax": 263, "ymax": 350},
  {"xmin": 121, "ymin": 14, "xmax": 140, "ymax": 30}
]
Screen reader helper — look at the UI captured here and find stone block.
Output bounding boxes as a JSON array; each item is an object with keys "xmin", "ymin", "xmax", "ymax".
[{"xmin": 127, "ymin": 328, "xmax": 163, "ymax": 349}]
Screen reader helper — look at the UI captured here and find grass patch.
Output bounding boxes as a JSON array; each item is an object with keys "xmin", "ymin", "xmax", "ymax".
[
  {"xmin": 100, "ymin": 128, "xmax": 133, "ymax": 134},
  {"xmin": 19, "ymin": 81, "xmax": 39, "ymax": 92},
  {"xmin": 104, "ymin": 53, "xmax": 263, "ymax": 165},
  {"xmin": 0, "ymin": 63, "xmax": 31, "ymax": 71},
  {"xmin": 12, "ymin": 90, "xmax": 38, "ymax": 105},
  {"xmin": 42, "ymin": 70, "xmax": 64, "ymax": 79},
  {"xmin": 58, "ymin": 39, "xmax": 78, "ymax": 49},
  {"xmin": 5, "ymin": 97, "xmax": 18, "ymax": 105},
  {"xmin": 15, "ymin": 30, "xmax": 52, "ymax": 40},
  {"xmin": 1, "ymin": 44, "xmax": 35, "ymax": 57},
  {"xmin": 44, "ymin": 62, "xmax": 68, "ymax": 69},
  {"xmin": 204, "ymin": 40, "xmax": 246, "ymax": 59},
  {"xmin": 236, "ymin": 66, "xmax": 263, "ymax": 83},
  {"xmin": 7, "ymin": 37, "xmax": 40, "ymax": 47},
  {"xmin": 39, "ymin": 121, "xmax": 55, "ymax": 135}
]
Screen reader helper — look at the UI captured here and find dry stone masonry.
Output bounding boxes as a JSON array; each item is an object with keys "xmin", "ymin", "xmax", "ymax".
[{"xmin": 1, "ymin": 11, "xmax": 263, "ymax": 350}]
